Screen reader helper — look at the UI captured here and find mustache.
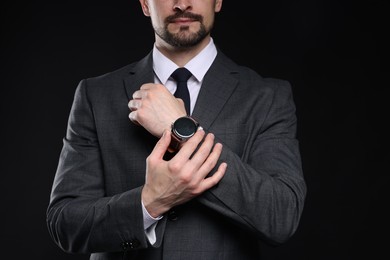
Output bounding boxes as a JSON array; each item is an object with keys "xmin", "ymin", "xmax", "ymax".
[{"xmin": 165, "ymin": 12, "xmax": 203, "ymax": 23}]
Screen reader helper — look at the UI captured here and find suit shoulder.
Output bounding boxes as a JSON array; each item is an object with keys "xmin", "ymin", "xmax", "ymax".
[
  {"xmin": 86, "ymin": 62, "xmax": 137, "ymax": 84},
  {"xmin": 235, "ymin": 65, "xmax": 292, "ymax": 94},
  {"xmin": 70, "ymin": 62, "xmax": 137, "ymax": 106},
  {"xmin": 216, "ymin": 52, "xmax": 291, "ymax": 91},
  {"xmin": 74, "ymin": 61, "xmax": 139, "ymax": 97}
]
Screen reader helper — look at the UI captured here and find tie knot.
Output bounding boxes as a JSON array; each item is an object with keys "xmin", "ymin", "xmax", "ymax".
[{"xmin": 171, "ymin": 68, "xmax": 192, "ymax": 82}]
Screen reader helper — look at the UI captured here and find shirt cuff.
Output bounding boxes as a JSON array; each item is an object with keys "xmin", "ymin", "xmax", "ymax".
[{"xmin": 141, "ymin": 200, "xmax": 163, "ymax": 230}]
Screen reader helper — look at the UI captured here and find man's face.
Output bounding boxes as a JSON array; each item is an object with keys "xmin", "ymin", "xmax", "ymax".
[{"xmin": 140, "ymin": 0, "xmax": 223, "ymax": 48}]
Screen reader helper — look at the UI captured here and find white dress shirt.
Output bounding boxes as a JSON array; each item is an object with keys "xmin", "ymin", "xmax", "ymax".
[{"xmin": 142, "ymin": 38, "xmax": 218, "ymax": 244}]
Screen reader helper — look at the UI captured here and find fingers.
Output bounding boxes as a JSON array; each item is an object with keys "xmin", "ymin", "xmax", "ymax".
[
  {"xmin": 197, "ymin": 142, "xmax": 223, "ymax": 176},
  {"xmin": 174, "ymin": 128, "xmax": 206, "ymax": 160},
  {"xmin": 174, "ymin": 129, "xmax": 225, "ymax": 180},
  {"xmin": 132, "ymin": 90, "xmax": 143, "ymax": 100},
  {"xmin": 128, "ymin": 84, "xmax": 157, "ymax": 110},
  {"xmin": 188, "ymin": 132, "xmax": 226, "ymax": 188},
  {"xmin": 128, "ymin": 83, "xmax": 186, "ymax": 136},
  {"xmin": 176, "ymin": 98, "xmax": 185, "ymax": 107},
  {"xmin": 128, "ymin": 95, "xmax": 141, "ymax": 124},
  {"xmin": 132, "ymin": 84, "xmax": 153, "ymax": 100},
  {"xmin": 129, "ymin": 110, "xmax": 137, "ymax": 123},
  {"xmin": 190, "ymin": 132, "xmax": 216, "ymax": 163},
  {"xmin": 150, "ymin": 130, "xmax": 171, "ymax": 160},
  {"xmin": 200, "ymin": 162, "xmax": 227, "ymax": 190},
  {"xmin": 128, "ymin": 99, "xmax": 140, "ymax": 111},
  {"xmin": 140, "ymin": 83, "xmax": 155, "ymax": 90}
]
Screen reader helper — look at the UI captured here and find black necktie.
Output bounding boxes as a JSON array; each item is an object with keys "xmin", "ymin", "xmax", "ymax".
[{"xmin": 171, "ymin": 68, "xmax": 192, "ymax": 115}]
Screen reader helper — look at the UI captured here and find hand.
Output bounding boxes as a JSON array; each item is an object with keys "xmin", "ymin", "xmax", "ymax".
[
  {"xmin": 141, "ymin": 129, "xmax": 227, "ymax": 218},
  {"xmin": 128, "ymin": 83, "xmax": 187, "ymax": 137}
]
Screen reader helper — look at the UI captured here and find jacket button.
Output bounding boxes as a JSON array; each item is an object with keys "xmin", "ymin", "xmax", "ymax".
[
  {"xmin": 121, "ymin": 241, "xmax": 130, "ymax": 250},
  {"xmin": 168, "ymin": 210, "xmax": 178, "ymax": 221},
  {"xmin": 121, "ymin": 239, "xmax": 140, "ymax": 250},
  {"xmin": 129, "ymin": 239, "xmax": 140, "ymax": 248}
]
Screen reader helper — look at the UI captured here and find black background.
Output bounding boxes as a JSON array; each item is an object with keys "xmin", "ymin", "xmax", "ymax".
[{"xmin": 1, "ymin": 1, "xmax": 388, "ymax": 259}]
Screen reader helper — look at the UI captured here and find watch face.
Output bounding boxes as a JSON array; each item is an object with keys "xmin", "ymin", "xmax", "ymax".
[{"xmin": 173, "ymin": 117, "xmax": 198, "ymax": 139}]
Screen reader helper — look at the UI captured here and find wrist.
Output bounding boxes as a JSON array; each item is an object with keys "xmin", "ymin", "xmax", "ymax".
[{"xmin": 141, "ymin": 187, "xmax": 169, "ymax": 218}]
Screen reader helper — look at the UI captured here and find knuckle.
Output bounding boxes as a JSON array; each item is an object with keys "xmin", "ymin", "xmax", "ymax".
[
  {"xmin": 181, "ymin": 174, "xmax": 192, "ymax": 184},
  {"xmin": 168, "ymin": 161, "xmax": 181, "ymax": 173},
  {"xmin": 146, "ymin": 155, "xmax": 155, "ymax": 165},
  {"xmin": 157, "ymin": 84, "xmax": 165, "ymax": 90},
  {"xmin": 190, "ymin": 186, "xmax": 202, "ymax": 196},
  {"xmin": 186, "ymin": 136, "xmax": 202, "ymax": 147},
  {"xmin": 136, "ymin": 109, "xmax": 145, "ymax": 118}
]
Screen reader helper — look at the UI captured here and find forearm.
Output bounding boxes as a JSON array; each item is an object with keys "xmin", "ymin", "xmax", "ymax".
[
  {"xmin": 47, "ymin": 182, "xmax": 148, "ymax": 253},
  {"xmin": 197, "ymin": 140, "xmax": 306, "ymax": 245},
  {"xmin": 196, "ymin": 81, "xmax": 306, "ymax": 244}
]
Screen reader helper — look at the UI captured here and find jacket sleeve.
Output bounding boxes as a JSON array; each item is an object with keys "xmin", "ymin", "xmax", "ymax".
[
  {"xmin": 46, "ymin": 79, "xmax": 151, "ymax": 254},
  {"xmin": 197, "ymin": 80, "xmax": 306, "ymax": 245}
]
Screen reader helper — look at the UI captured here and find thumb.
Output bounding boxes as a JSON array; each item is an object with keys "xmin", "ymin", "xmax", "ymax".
[{"xmin": 151, "ymin": 129, "xmax": 171, "ymax": 159}]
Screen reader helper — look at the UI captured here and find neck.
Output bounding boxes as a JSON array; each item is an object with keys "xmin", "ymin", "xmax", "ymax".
[{"xmin": 155, "ymin": 36, "xmax": 211, "ymax": 67}]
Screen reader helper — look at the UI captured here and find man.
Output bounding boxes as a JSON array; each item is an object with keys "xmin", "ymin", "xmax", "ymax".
[{"xmin": 47, "ymin": 0, "xmax": 307, "ymax": 259}]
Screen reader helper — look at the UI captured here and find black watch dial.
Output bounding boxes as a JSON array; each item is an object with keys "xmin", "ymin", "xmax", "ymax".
[{"xmin": 173, "ymin": 117, "xmax": 198, "ymax": 139}]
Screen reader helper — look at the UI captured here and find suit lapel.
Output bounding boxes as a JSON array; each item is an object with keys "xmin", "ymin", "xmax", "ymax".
[
  {"xmin": 123, "ymin": 51, "xmax": 239, "ymax": 131},
  {"xmin": 192, "ymin": 52, "xmax": 239, "ymax": 130},
  {"xmin": 123, "ymin": 52, "xmax": 154, "ymax": 100},
  {"xmin": 122, "ymin": 52, "xmax": 159, "ymax": 152}
]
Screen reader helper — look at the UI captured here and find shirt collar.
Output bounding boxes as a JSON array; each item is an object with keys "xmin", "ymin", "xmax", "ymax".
[{"xmin": 152, "ymin": 38, "xmax": 217, "ymax": 84}]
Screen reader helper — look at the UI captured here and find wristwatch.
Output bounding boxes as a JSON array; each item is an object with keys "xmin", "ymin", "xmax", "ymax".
[{"xmin": 169, "ymin": 116, "xmax": 200, "ymax": 152}]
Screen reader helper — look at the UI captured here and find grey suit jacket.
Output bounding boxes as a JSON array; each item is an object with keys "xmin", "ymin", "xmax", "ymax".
[{"xmin": 47, "ymin": 50, "xmax": 306, "ymax": 260}]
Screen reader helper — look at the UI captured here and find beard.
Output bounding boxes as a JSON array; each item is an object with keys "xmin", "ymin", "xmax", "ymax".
[{"xmin": 154, "ymin": 12, "xmax": 211, "ymax": 48}]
